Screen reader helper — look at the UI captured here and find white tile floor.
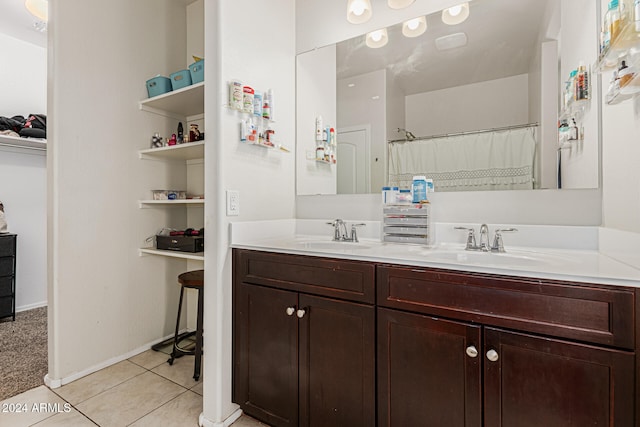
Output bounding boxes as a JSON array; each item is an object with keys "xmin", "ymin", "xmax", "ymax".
[{"xmin": 0, "ymin": 349, "xmax": 267, "ymax": 427}]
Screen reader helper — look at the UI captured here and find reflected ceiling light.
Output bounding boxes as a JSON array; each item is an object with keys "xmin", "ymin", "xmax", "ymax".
[
  {"xmin": 435, "ymin": 32, "xmax": 468, "ymax": 51},
  {"xmin": 25, "ymin": 0, "xmax": 48, "ymax": 22},
  {"xmin": 388, "ymin": 0, "xmax": 415, "ymax": 9},
  {"xmin": 366, "ymin": 28, "xmax": 389, "ymax": 48},
  {"xmin": 442, "ymin": 2, "xmax": 470, "ymax": 25},
  {"xmin": 347, "ymin": 0, "xmax": 373, "ymax": 24},
  {"xmin": 402, "ymin": 16, "xmax": 427, "ymax": 37}
]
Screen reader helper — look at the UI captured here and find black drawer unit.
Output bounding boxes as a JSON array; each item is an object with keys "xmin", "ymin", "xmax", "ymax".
[{"xmin": 0, "ymin": 234, "xmax": 17, "ymax": 321}]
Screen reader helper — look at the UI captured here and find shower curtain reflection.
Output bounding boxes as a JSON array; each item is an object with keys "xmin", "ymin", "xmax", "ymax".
[{"xmin": 388, "ymin": 124, "xmax": 538, "ymax": 192}]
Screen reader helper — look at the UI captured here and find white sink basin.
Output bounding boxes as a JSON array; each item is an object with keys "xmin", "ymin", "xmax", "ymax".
[
  {"xmin": 421, "ymin": 248, "xmax": 580, "ymax": 268},
  {"xmin": 294, "ymin": 240, "xmax": 373, "ymax": 251}
]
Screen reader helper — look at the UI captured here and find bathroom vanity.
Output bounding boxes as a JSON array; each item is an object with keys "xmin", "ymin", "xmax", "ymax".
[{"xmin": 232, "ymin": 236, "xmax": 639, "ymax": 427}]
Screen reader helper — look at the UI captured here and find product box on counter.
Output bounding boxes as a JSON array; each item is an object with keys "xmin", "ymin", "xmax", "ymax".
[{"xmin": 156, "ymin": 235, "xmax": 204, "ymax": 253}]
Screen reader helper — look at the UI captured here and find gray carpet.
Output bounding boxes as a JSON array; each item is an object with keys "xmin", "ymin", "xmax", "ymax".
[{"xmin": 0, "ymin": 306, "xmax": 48, "ymax": 401}]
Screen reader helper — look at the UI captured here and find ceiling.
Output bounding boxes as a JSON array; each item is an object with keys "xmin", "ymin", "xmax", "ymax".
[
  {"xmin": 0, "ymin": 0, "xmax": 47, "ymax": 47},
  {"xmin": 337, "ymin": 0, "xmax": 555, "ymax": 95}
]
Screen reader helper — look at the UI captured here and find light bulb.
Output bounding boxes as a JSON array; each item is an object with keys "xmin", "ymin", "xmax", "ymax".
[
  {"xmin": 441, "ymin": 3, "xmax": 469, "ymax": 25},
  {"xmin": 402, "ymin": 16, "xmax": 427, "ymax": 38},
  {"xmin": 366, "ymin": 28, "xmax": 389, "ymax": 48},
  {"xmin": 351, "ymin": 1, "xmax": 365, "ymax": 16},
  {"xmin": 347, "ymin": 0, "xmax": 372, "ymax": 24},
  {"xmin": 407, "ymin": 18, "xmax": 421, "ymax": 30},
  {"xmin": 448, "ymin": 5, "xmax": 462, "ymax": 16}
]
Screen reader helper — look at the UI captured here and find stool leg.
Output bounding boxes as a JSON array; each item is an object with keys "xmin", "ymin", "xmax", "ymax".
[
  {"xmin": 168, "ymin": 286, "xmax": 186, "ymax": 365},
  {"xmin": 193, "ymin": 287, "xmax": 204, "ymax": 380}
]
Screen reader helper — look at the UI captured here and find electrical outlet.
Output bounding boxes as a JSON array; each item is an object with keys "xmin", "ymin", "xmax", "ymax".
[{"xmin": 226, "ymin": 190, "xmax": 240, "ymax": 216}]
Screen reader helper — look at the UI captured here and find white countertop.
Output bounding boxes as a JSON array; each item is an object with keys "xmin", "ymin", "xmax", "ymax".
[{"xmin": 230, "ymin": 220, "xmax": 640, "ymax": 289}]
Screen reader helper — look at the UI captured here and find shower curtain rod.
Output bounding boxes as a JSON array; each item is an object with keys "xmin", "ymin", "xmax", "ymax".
[{"xmin": 388, "ymin": 122, "xmax": 539, "ymax": 144}]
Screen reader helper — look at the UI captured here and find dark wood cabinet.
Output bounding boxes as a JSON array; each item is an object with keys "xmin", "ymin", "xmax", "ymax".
[
  {"xmin": 378, "ymin": 265, "xmax": 637, "ymax": 427},
  {"xmin": 378, "ymin": 307, "xmax": 482, "ymax": 427},
  {"xmin": 233, "ymin": 250, "xmax": 638, "ymax": 427},
  {"xmin": 483, "ymin": 327, "xmax": 635, "ymax": 427},
  {"xmin": 0, "ymin": 233, "xmax": 17, "ymax": 321},
  {"xmin": 233, "ymin": 249, "xmax": 375, "ymax": 427}
]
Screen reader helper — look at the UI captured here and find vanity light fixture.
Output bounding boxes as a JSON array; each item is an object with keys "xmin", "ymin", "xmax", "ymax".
[
  {"xmin": 442, "ymin": 2, "xmax": 470, "ymax": 25},
  {"xmin": 25, "ymin": 0, "xmax": 48, "ymax": 22},
  {"xmin": 366, "ymin": 28, "xmax": 389, "ymax": 48},
  {"xmin": 388, "ymin": 0, "xmax": 415, "ymax": 9},
  {"xmin": 402, "ymin": 16, "xmax": 427, "ymax": 38},
  {"xmin": 347, "ymin": 0, "xmax": 373, "ymax": 24}
]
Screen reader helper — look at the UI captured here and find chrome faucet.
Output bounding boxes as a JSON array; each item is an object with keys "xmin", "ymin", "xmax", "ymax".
[
  {"xmin": 326, "ymin": 219, "xmax": 365, "ymax": 242},
  {"xmin": 478, "ymin": 224, "xmax": 490, "ymax": 251},
  {"xmin": 455, "ymin": 224, "xmax": 517, "ymax": 253}
]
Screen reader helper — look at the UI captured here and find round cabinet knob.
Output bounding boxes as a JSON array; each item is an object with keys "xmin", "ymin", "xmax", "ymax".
[
  {"xmin": 465, "ymin": 346, "xmax": 478, "ymax": 358},
  {"xmin": 286, "ymin": 307, "xmax": 295, "ymax": 316},
  {"xmin": 486, "ymin": 349, "xmax": 499, "ymax": 362},
  {"xmin": 296, "ymin": 309, "xmax": 306, "ymax": 318}
]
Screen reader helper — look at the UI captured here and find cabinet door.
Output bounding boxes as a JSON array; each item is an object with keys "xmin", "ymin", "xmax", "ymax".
[
  {"xmin": 484, "ymin": 327, "xmax": 635, "ymax": 427},
  {"xmin": 378, "ymin": 308, "xmax": 482, "ymax": 427},
  {"xmin": 298, "ymin": 294, "xmax": 375, "ymax": 427},
  {"xmin": 234, "ymin": 283, "xmax": 299, "ymax": 427}
]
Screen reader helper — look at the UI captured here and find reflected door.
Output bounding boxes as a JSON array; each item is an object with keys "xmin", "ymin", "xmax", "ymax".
[{"xmin": 337, "ymin": 128, "xmax": 369, "ymax": 194}]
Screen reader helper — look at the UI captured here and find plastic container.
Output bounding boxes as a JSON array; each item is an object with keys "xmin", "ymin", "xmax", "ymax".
[
  {"xmin": 152, "ymin": 190, "xmax": 168, "ymax": 200},
  {"xmin": 170, "ymin": 70, "xmax": 192, "ymax": 91},
  {"xmin": 396, "ymin": 189, "xmax": 413, "ymax": 204},
  {"xmin": 382, "ymin": 187, "xmax": 399, "ymax": 204},
  {"xmin": 146, "ymin": 76, "xmax": 172, "ymax": 98},
  {"xmin": 411, "ymin": 176, "xmax": 427, "ymax": 203},
  {"xmin": 189, "ymin": 59, "xmax": 204, "ymax": 84}
]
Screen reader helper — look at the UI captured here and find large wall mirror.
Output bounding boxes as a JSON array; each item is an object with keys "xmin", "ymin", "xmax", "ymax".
[{"xmin": 296, "ymin": 0, "xmax": 600, "ymax": 196}]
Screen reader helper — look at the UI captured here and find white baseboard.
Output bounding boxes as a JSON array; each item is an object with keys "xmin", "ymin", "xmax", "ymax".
[
  {"xmin": 16, "ymin": 301, "xmax": 47, "ymax": 313},
  {"xmin": 199, "ymin": 408, "xmax": 242, "ymax": 427},
  {"xmin": 44, "ymin": 330, "xmax": 187, "ymax": 389}
]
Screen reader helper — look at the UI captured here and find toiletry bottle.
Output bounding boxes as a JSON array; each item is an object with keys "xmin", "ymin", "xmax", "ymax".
[
  {"xmin": 265, "ymin": 89, "xmax": 274, "ymax": 121},
  {"xmin": 607, "ymin": 0, "xmax": 621, "ymax": 43},
  {"xmin": 315, "ymin": 116, "xmax": 323, "ymax": 141},
  {"xmin": 262, "ymin": 97, "xmax": 271, "ymax": 120},
  {"xmin": 618, "ymin": 60, "xmax": 634, "ymax": 87},
  {"xmin": 569, "ymin": 119, "xmax": 579, "ymax": 140},
  {"xmin": 229, "ymin": 80, "xmax": 243, "ymax": 110},
  {"xmin": 177, "ymin": 122, "xmax": 184, "ymax": 144},
  {"xmin": 243, "ymin": 86, "xmax": 254, "ymax": 114},
  {"xmin": 411, "ymin": 176, "xmax": 427, "ymax": 203},
  {"xmin": 253, "ymin": 91, "xmax": 262, "ymax": 116}
]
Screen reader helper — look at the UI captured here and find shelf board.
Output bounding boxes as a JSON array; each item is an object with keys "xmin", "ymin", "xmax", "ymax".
[
  {"xmin": 139, "ymin": 199, "xmax": 204, "ymax": 207},
  {"xmin": 139, "ymin": 247, "xmax": 204, "ymax": 261},
  {"xmin": 139, "ymin": 82, "xmax": 204, "ymax": 118},
  {"xmin": 0, "ymin": 134, "xmax": 46, "ymax": 151},
  {"xmin": 138, "ymin": 141, "xmax": 205, "ymax": 160},
  {"xmin": 596, "ymin": 23, "xmax": 640, "ymax": 72}
]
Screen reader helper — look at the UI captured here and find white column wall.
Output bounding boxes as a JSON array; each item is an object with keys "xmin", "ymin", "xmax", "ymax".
[
  {"xmin": 48, "ymin": 0, "xmax": 191, "ymax": 382},
  {"xmin": 202, "ymin": 0, "xmax": 297, "ymax": 423}
]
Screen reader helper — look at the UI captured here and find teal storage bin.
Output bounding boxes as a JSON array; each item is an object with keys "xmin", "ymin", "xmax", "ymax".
[
  {"xmin": 170, "ymin": 70, "xmax": 192, "ymax": 91},
  {"xmin": 146, "ymin": 76, "xmax": 172, "ymax": 98},
  {"xmin": 189, "ymin": 59, "xmax": 204, "ymax": 84}
]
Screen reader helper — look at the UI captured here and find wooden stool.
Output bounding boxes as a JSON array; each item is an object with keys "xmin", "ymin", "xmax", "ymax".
[{"xmin": 168, "ymin": 269, "xmax": 204, "ymax": 381}]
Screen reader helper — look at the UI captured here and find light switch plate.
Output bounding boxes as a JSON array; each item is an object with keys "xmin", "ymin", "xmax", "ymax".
[{"xmin": 226, "ymin": 190, "xmax": 240, "ymax": 216}]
